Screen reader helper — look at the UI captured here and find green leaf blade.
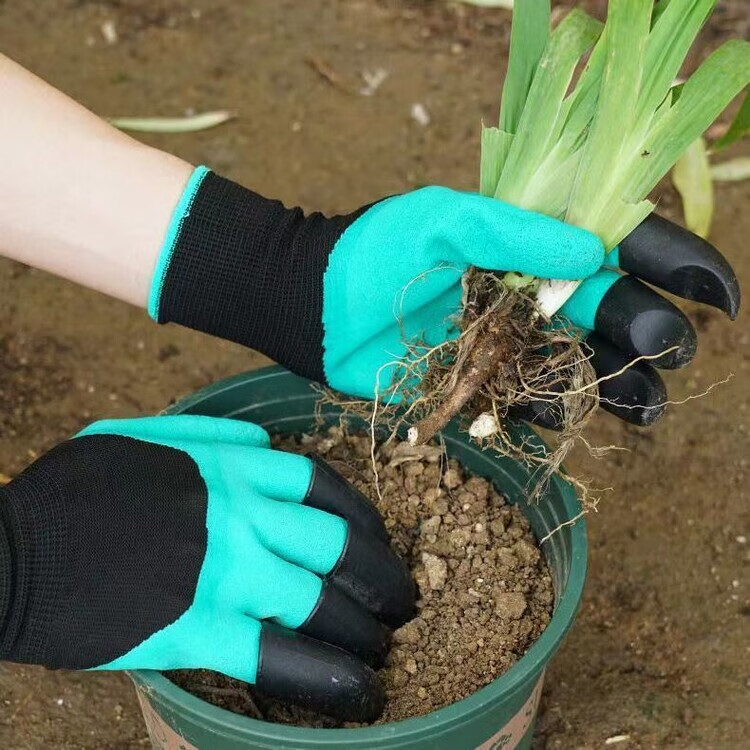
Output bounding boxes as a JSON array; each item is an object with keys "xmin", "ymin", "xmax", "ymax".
[
  {"xmin": 623, "ymin": 39, "xmax": 750, "ymax": 202},
  {"xmin": 480, "ymin": 126, "xmax": 514, "ymax": 197},
  {"xmin": 635, "ymin": 0, "xmax": 716, "ymax": 133},
  {"xmin": 566, "ymin": 0, "xmax": 653, "ymax": 231},
  {"xmin": 496, "ymin": 8, "xmax": 602, "ymax": 204},
  {"xmin": 557, "ymin": 30, "xmax": 607, "ymax": 149},
  {"xmin": 499, "ymin": 0, "xmax": 550, "ymax": 133},
  {"xmin": 712, "ymin": 90, "xmax": 750, "ymax": 152}
]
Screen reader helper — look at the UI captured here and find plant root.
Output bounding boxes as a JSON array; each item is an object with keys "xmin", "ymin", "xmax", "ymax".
[
  {"xmin": 406, "ymin": 271, "xmax": 600, "ymax": 485},
  {"xmin": 407, "ymin": 314, "xmax": 518, "ymax": 446},
  {"xmin": 319, "ymin": 270, "xmax": 603, "ymax": 506}
]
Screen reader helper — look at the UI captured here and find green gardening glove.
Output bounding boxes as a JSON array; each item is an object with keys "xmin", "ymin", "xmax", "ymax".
[
  {"xmin": 0, "ymin": 415, "xmax": 413, "ymax": 721},
  {"xmin": 319, "ymin": 188, "xmax": 606, "ymax": 399},
  {"xmin": 148, "ymin": 169, "xmax": 604, "ymax": 399},
  {"xmin": 149, "ymin": 169, "xmax": 738, "ymax": 427}
]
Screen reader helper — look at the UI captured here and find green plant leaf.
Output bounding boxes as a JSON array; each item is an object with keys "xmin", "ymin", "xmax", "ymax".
[
  {"xmin": 496, "ymin": 8, "xmax": 602, "ymax": 204},
  {"xmin": 567, "ymin": 0, "xmax": 653, "ymax": 233},
  {"xmin": 634, "ymin": 0, "xmax": 715, "ymax": 140},
  {"xmin": 652, "ymin": 0, "xmax": 672, "ymax": 25},
  {"xmin": 712, "ymin": 90, "xmax": 750, "ymax": 152},
  {"xmin": 512, "ymin": 149, "xmax": 582, "ymax": 219},
  {"xmin": 485, "ymin": 0, "xmax": 748, "ymax": 313},
  {"xmin": 480, "ymin": 126, "xmax": 514, "ymax": 196},
  {"xmin": 600, "ymin": 199, "xmax": 656, "ymax": 251},
  {"xmin": 557, "ymin": 30, "xmax": 607, "ymax": 148},
  {"xmin": 672, "ymin": 137, "xmax": 714, "ymax": 237},
  {"xmin": 623, "ymin": 39, "xmax": 750, "ymax": 202},
  {"xmin": 499, "ymin": 0, "xmax": 550, "ymax": 133},
  {"xmin": 108, "ymin": 111, "xmax": 235, "ymax": 133}
]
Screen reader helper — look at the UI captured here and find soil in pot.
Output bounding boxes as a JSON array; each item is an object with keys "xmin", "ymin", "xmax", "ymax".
[{"xmin": 170, "ymin": 427, "xmax": 555, "ymax": 727}]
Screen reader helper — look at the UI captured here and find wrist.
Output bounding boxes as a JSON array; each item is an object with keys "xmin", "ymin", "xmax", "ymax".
[
  {"xmin": 108, "ymin": 142, "xmax": 194, "ymax": 308},
  {"xmin": 147, "ymin": 164, "xmax": 211, "ymax": 318}
]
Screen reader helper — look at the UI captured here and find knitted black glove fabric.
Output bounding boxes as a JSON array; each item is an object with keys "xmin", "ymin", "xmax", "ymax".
[
  {"xmin": 156, "ymin": 172, "xmax": 368, "ymax": 383},
  {"xmin": 0, "ymin": 434, "xmax": 207, "ymax": 669}
]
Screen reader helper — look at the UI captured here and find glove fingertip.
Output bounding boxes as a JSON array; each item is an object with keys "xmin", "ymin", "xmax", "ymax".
[
  {"xmin": 558, "ymin": 226, "xmax": 606, "ymax": 279},
  {"xmin": 486, "ymin": 204, "xmax": 605, "ymax": 280}
]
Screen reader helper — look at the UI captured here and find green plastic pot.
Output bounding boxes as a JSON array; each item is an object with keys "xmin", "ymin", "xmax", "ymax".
[{"xmin": 131, "ymin": 366, "xmax": 587, "ymax": 750}]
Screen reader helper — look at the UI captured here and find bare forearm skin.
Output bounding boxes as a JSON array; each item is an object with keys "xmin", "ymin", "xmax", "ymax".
[{"xmin": 0, "ymin": 53, "xmax": 193, "ymax": 307}]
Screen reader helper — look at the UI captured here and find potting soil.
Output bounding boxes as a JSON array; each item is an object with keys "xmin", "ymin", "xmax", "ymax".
[{"xmin": 170, "ymin": 427, "xmax": 554, "ymax": 726}]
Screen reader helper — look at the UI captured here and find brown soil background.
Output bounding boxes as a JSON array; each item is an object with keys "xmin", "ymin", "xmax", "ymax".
[{"xmin": 0, "ymin": 1, "xmax": 747, "ymax": 748}]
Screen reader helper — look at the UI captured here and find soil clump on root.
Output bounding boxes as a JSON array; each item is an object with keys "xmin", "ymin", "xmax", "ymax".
[
  {"xmin": 170, "ymin": 428, "xmax": 555, "ymax": 726},
  {"xmin": 334, "ymin": 277, "xmax": 600, "ymax": 506},
  {"xmin": 408, "ymin": 276, "xmax": 599, "ymax": 450}
]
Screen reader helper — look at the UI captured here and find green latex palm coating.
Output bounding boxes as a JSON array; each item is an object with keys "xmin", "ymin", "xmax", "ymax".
[
  {"xmin": 321, "ymin": 187, "xmax": 605, "ymax": 398},
  {"xmin": 557, "ymin": 248, "xmax": 622, "ymax": 333},
  {"xmin": 606, "ymin": 246, "xmax": 621, "ymax": 267},
  {"xmin": 80, "ymin": 415, "xmax": 347, "ymax": 683}
]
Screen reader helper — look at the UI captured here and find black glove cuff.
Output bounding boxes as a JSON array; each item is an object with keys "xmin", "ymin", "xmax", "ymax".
[
  {"xmin": 156, "ymin": 172, "xmax": 364, "ymax": 383},
  {"xmin": 0, "ymin": 496, "xmax": 15, "ymax": 654},
  {"xmin": 0, "ymin": 485, "xmax": 38, "ymax": 664}
]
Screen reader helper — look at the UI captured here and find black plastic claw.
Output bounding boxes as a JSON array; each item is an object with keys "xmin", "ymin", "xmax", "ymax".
[
  {"xmin": 510, "ymin": 335, "xmax": 668, "ymax": 428},
  {"xmin": 256, "ymin": 624, "xmax": 385, "ymax": 722},
  {"xmin": 304, "ymin": 455, "xmax": 388, "ymax": 543},
  {"xmin": 596, "ymin": 275, "xmax": 697, "ymax": 369},
  {"xmin": 618, "ymin": 214, "xmax": 741, "ymax": 319},
  {"xmin": 586, "ymin": 333, "xmax": 668, "ymax": 426},
  {"xmin": 299, "ymin": 581, "xmax": 389, "ymax": 668},
  {"xmin": 327, "ymin": 522, "xmax": 415, "ymax": 630}
]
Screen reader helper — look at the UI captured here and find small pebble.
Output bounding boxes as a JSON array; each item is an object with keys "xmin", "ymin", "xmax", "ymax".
[
  {"xmin": 410, "ymin": 103, "xmax": 431, "ymax": 127},
  {"xmin": 100, "ymin": 19, "xmax": 118, "ymax": 44},
  {"xmin": 422, "ymin": 552, "xmax": 448, "ymax": 590},
  {"xmin": 494, "ymin": 591, "xmax": 527, "ymax": 621},
  {"xmin": 393, "ymin": 622, "xmax": 421, "ymax": 645},
  {"xmin": 443, "ymin": 468, "xmax": 461, "ymax": 489}
]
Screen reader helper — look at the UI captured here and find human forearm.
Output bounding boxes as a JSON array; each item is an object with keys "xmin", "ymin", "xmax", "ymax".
[{"xmin": 0, "ymin": 53, "xmax": 192, "ymax": 307}]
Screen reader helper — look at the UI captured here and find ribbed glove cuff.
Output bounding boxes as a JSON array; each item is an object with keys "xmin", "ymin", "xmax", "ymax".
[{"xmin": 149, "ymin": 168, "xmax": 364, "ymax": 383}]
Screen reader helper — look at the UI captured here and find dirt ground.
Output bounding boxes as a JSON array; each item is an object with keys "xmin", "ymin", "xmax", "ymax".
[{"xmin": 0, "ymin": 1, "xmax": 747, "ymax": 748}]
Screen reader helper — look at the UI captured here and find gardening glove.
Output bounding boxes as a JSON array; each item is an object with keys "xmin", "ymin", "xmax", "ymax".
[
  {"xmin": 513, "ymin": 215, "xmax": 741, "ymax": 428},
  {"xmin": 0, "ymin": 415, "xmax": 414, "ymax": 722},
  {"xmin": 148, "ymin": 166, "xmax": 604, "ymax": 398},
  {"xmin": 148, "ymin": 168, "xmax": 739, "ymax": 429}
]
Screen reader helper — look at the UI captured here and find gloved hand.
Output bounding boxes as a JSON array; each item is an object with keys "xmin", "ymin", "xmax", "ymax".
[
  {"xmin": 149, "ymin": 168, "xmax": 739, "ymax": 427},
  {"xmin": 0, "ymin": 416, "xmax": 413, "ymax": 722},
  {"xmin": 522, "ymin": 215, "xmax": 740, "ymax": 428}
]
